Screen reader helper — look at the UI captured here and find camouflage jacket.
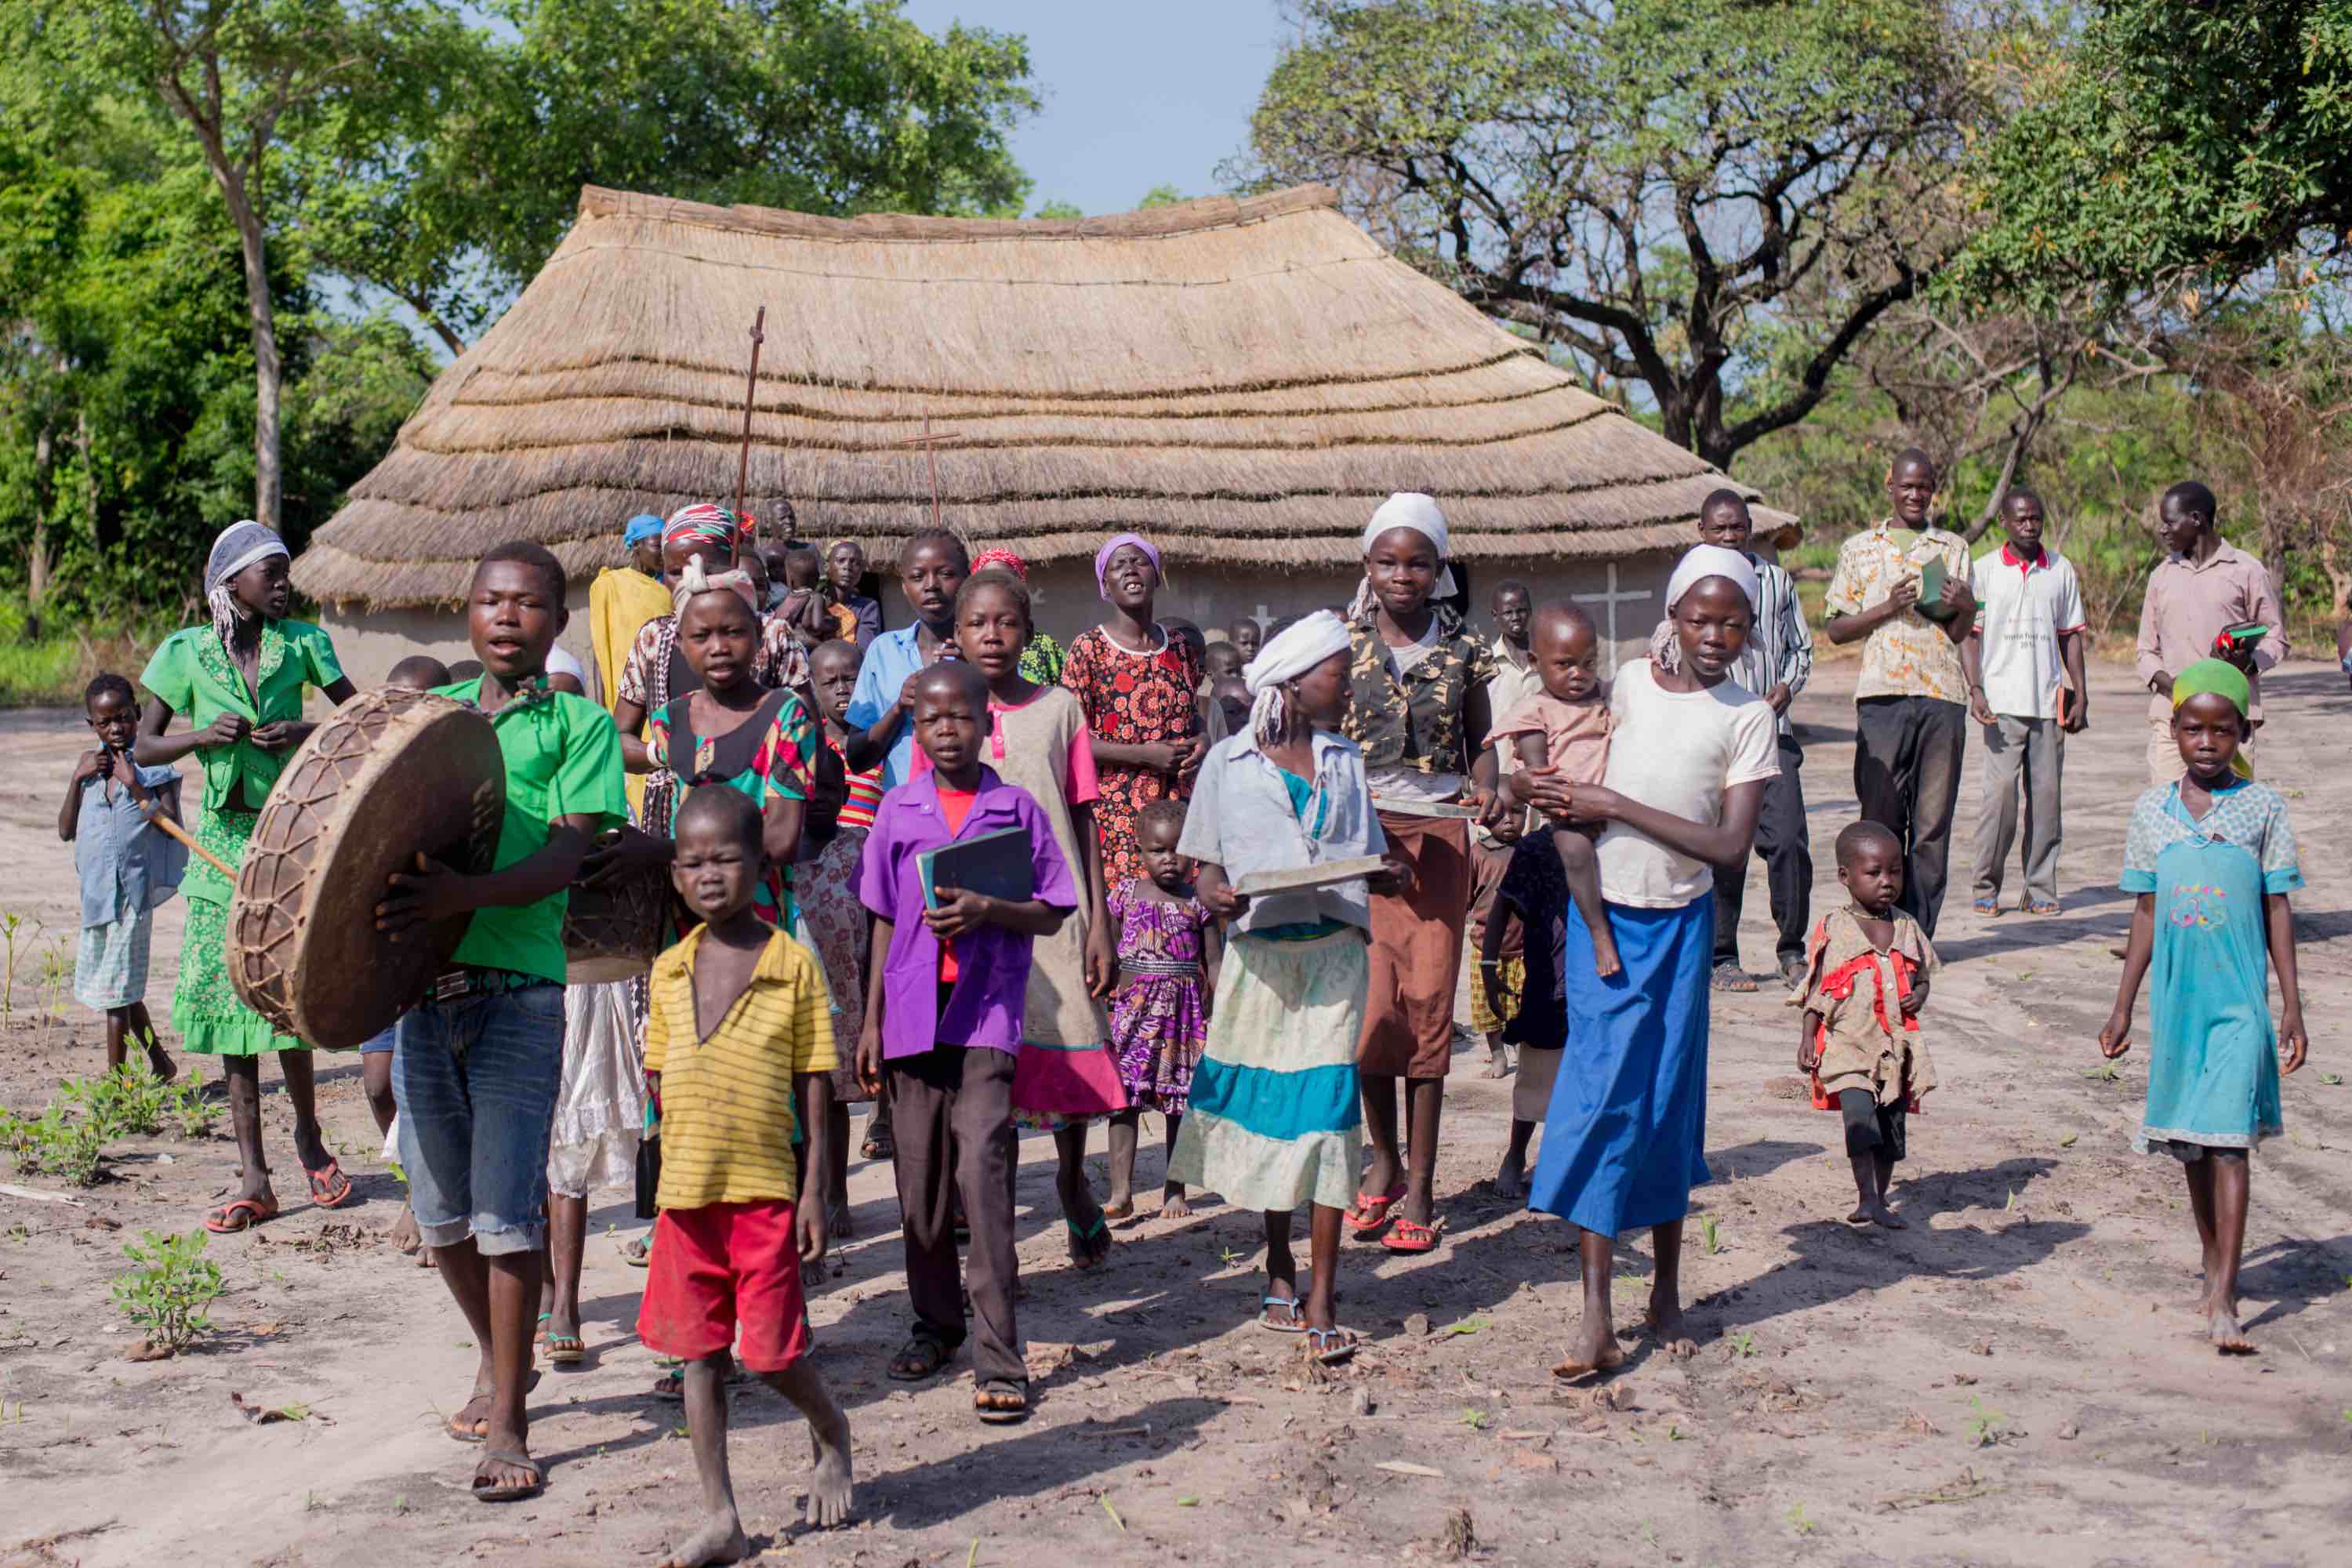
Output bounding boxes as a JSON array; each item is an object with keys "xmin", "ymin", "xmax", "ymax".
[{"xmin": 1341, "ymin": 605, "xmax": 1497, "ymax": 775}]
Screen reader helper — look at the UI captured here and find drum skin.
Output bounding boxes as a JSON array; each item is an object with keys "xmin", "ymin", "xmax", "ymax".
[
  {"xmin": 228, "ymin": 688, "xmax": 506, "ymax": 1048},
  {"xmin": 562, "ymin": 851, "xmax": 670, "ymax": 985}
]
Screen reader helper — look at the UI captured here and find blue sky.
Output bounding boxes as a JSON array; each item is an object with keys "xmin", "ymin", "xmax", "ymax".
[{"xmin": 895, "ymin": 1, "xmax": 1286, "ymax": 216}]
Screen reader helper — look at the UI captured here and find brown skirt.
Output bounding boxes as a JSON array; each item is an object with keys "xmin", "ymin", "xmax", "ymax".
[{"xmin": 1359, "ymin": 811, "xmax": 1472, "ymax": 1079}]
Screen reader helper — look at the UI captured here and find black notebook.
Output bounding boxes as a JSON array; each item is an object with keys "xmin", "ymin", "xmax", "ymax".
[{"xmin": 919, "ymin": 825, "xmax": 1035, "ymax": 912}]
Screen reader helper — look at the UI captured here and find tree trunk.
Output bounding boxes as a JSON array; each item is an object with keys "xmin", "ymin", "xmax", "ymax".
[
  {"xmin": 27, "ymin": 416, "xmax": 53, "ymax": 642},
  {"xmin": 228, "ymin": 189, "xmax": 284, "ymax": 532}
]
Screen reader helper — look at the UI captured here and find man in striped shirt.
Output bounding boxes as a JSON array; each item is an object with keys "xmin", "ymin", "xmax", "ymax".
[{"xmin": 1698, "ymin": 491, "xmax": 1817, "ymax": 992}]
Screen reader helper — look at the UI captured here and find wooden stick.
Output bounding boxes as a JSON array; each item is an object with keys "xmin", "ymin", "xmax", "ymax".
[
  {"xmin": 924, "ymin": 415, "xmax": 942, "ymax": 530},
  {"xmin": 735, "ymin": 305, "xmax": 766, "ymax": 520},
  {"xmin": 145, "ymin": 809, "xmax": 235, "ymax": 881}
]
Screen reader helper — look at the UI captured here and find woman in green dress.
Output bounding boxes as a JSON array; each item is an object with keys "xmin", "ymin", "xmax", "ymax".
[{"xmin": 136, "ymin": 521, "xmax": 358, "ymax": 1232}]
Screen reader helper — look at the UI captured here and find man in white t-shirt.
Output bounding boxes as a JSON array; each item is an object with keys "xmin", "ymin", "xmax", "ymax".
[{"xmin": 1960, "ymin": 489, "xmax": 2088, "ymax": 914}]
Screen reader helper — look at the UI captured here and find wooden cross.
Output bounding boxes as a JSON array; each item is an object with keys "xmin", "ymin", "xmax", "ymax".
[{"xmin": 1573, "ymin": 561, "xmax": 1655, "ymax": 677}]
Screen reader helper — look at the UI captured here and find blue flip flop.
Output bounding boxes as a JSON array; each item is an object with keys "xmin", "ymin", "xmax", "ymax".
[{"xmin": 1259, "ymin": 1294, "xmax": 1307, "ymax": 1333}]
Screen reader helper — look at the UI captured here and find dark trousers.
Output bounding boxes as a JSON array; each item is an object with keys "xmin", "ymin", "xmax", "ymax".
[
  {"xmin": 1853, "ymin": 695, "xmax": 1967, "ymax": 938},
  {"xmin": 888, "ymin": 1044, "xmax": 1023, "ymax": 1387},
  {"xmin": 1713, "ymin": 733, "xmax": 1813, "ymax": 969}
]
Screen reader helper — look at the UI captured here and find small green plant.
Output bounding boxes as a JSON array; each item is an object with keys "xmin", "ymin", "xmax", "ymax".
[
  {"xmin": 0, "ymin": 909, "xmax": 36, "ymax": 1022},
  {"xmin": 36, "ymin": 937, "xmax": 70, "ymax": 1020},
  {"xmin": 1964, "ymin": 1395, "xmax": 2007, "ymax": 1448},
  {"xmin": 1699, "ymin": 1214, "xmax": 1722, "ymax": 1255},
  {"xmin": 110, "ymin": 1229, "xmax": 223, "ymax": 1353},
  {"xmin": 66, "ymin": 1069, "xmax": 170, "ymax": 1138},
  {"xmin": 2082, "ymin": 1060, "xmax": 2122, "ymax": 1083},
  {"xmin": 1459, "ymin": 1407, "xmax": 1490, "ymax": 1430},
  {"xmin": 164, "ymin": 1080, "xmax": 220, "ymax": 1141},
  {"xmin": 0, "ymin": 1109, "xmax": 35, "ymax": 1174},
  {"xmin": 1730, "ymin": 1330, "xmax": 1756, "ymax": 1359},
  {"xmin": 31, "ymin": 1104, "xmax": 106, "ymax": 1186},
  {"xmin": 1787, "ymin": 1502, "xmax": 1816, "ymax": 1535},
  {"xmin": 2321, "ymin": 1073, "xmax": 2344, "ymax": 1087}
]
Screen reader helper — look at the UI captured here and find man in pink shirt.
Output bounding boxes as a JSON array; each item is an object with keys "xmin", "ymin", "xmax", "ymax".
[{"xmin": 2135, "ymin": 481, "xmax": 2287, "ymax": 782}]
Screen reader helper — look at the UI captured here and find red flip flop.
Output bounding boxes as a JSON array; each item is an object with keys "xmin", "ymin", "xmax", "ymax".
[
  {"xmin": 204, "ymin": 1196, "xmax": 280, "ymax": 1233},
  {"xmin": 303, "ymin": 1160, "xmax": 354, "ymax": 1210},
  {"xmin": 1345, "ymin": 1182, "xmax": 1406, "ymax": 1235},
  {"xmin": 1382, "ymin": 1217, "xmax": 1443, "ymax": 1254}
]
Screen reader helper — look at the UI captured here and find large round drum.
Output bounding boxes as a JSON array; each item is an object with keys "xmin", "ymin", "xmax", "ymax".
[
  {"xmin": 563, "ymin": 835, "xmax": 671, "ymax": 984},
  {"xmin": 229, "ymin": 688, "xmax": 506, "ymax": 1048}
]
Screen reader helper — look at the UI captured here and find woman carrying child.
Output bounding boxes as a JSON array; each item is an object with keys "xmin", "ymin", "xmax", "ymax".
[
  {"xmin": 2100, "ymin": 659, "xmax": 2307, "ymax": 1354},
  {"xmin": 1062, "ymin": 533, "xmax": 1205, "ymax": 891},
  {"xmin": 1104, "ymin": 798, "xmax": 1219, "ymax": 1218},
  {"xmin": 930, "ymin": 568, "xmax": 1124, "ymax": 1265},
  {"xmin": 136, "ymin": 520, "xmax": 360, "ymax": 1232},
  {"xmin": 1340, "ymin": 494, "xmax": 1497, "ymax": 1255},
  {"xmin": 1513, "ymin": 544, "xmax": 1778, "ymax": 1377},
  {"xmin": 1170, "ymin": 611, "xmax": 1394, "ymax": 1362}
]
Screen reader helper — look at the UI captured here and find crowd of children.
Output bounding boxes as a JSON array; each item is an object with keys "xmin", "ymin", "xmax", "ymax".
[{"xmin": 55, "ymin": 475, "xmax": 2318, "ymax": 1553}]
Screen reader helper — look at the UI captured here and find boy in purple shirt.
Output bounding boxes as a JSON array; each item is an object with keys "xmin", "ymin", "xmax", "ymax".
[{"xmin": 855, "ymin": 662, "xmax": 1075, "ymax": 1425}]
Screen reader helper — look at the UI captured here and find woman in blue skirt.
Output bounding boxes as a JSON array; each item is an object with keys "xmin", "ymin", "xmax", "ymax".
[{"xmin": 1513, "ymin": 545, "xmax": 1780, "ymax": 1377}]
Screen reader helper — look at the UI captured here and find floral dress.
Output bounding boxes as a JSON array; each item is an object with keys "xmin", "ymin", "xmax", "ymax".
[
  {"xmin": 1060, "ymin": 624, "xmax": 1203, "ymax": 888},
  {"xmin": 647, "ymin": 688, "xmax": 817, "ymax": 931},
  {"xmin": 1108, "ymin": 880, "xmax": 1212, "ymax": 1115}
]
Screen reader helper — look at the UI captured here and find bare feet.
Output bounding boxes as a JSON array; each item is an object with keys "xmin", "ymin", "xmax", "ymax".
[
  {"xmin": 446, "ymin": 1388, "xmax": 493, "ymax": 1443},
  {"xmin": 659, "ymin": 1514, "xmax": 750, "ymax": 1567},
  {"xmin": 804, "ymin": 1409, "xmax": 855, "ymax": 1527},
  {"xmin": 1480, "ymin": 1047, "xmax": 1511, "ymax": 1080},
  {"xmin": 1492, "ymin": 1152, "xmax": 1526, "ymax": 1202},
  {"xmin": 146, "ymin": 1044, "xmax": 179, "ymax": 1083},
  {"xmin": 1847, "ymin": 1199, "xmax": 1907, "ymax": 1229},
  {"xmin": 1643, "ymin": 1298, "xmax": 1697, "ymax": 1358},
  {"xmin": 391, "ymin": 1203, "xmax": 422, "ymax": 1255},
  {"xmin": 1551, "ymin": 1327, "xmax": 1626, "ymax": 1381},
  {"xmin": 1102, "ymin": 1196, "xmax": 1136, "ymax": 1223},
  {"xmin": 1160, "ymin": 1185, "xmax": 1193, "ymax": 1220},
  {"xmin": 827, "ymin": 1203, "xmax": 855, "ymax": 1242},
  {"xmin": 2209, "ymin": 1306, "xmax": 2256, "ymax": 1354}
]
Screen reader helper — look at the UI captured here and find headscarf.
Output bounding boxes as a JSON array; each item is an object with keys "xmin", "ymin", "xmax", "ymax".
[
  {"xmin": 971, "ymin": 546, "xmax": 1029, "ymax": 580},
  {"xmin": 204, "ymin": 519, "xmax": 289, "ymax": 654},
  {"xmin": 622, "ymin": 513, "xmax": 664, "ymax": 549},
  {"xmin": 662, "ymin": 503, "xmax": 743, "ymax": 575},
  {"xmin": 1242, "ymin": 609, "xmax": 1352, "ymax": 749},
  {"xmin": 1646, "ymin": 543, "xmax": 1763, "ymax": 673},
  {"xmin": 670, "ymin": 551, "xmax": 760, "ymax": 621},
  {"xmin": 1350, "ymin": 492, "xmax": 1460, "ymax": 619},
  {"xmin": 1094, "ymin": 532, "xmax": 1161, "ymax": 601},
  {"xmin": 2170, "ymin": 657, "xmax": 2250, "ymax": 716}
]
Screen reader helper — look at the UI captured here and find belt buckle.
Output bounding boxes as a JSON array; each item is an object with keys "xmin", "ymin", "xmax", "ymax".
[{"xmin": 432, "ymin": 968, "xmax": 473, "ymax": 1004}]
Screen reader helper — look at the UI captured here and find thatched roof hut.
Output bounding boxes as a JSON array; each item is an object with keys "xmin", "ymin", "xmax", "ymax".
[{"xmin": 297, "ymin": 183, "xmax": 1790, "ymax": 675}]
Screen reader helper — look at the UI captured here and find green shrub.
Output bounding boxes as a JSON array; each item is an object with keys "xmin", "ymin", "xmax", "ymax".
[{"xmin": 111, "ymin": 1230, "xmax": 223, "ymax": 1352}]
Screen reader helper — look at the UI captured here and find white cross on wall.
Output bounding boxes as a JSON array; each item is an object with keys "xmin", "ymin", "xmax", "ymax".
[{"xmin": 1573, "ymin": 562, "xmax": 1655, "ymax": 677}]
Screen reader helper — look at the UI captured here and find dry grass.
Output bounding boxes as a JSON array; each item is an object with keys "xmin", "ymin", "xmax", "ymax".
[{"xmin": 298, "ymin": 184, "xmax": 1788, "ymax": 609}]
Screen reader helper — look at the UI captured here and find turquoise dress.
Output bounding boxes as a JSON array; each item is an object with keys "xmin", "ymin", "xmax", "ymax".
[{"xmin": 2120, "ymin": 779, "xmax": 2301, "ymax": 1153}]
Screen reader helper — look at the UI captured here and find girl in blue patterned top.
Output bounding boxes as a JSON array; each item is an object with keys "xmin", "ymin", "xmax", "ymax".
[{"xmin": 2100, "ymin": 659, "xmax": 2307, "ymax": 1356}]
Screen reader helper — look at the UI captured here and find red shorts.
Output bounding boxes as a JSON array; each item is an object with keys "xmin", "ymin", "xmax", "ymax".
[{"xmin": 636, "ymin": 1200, "xmax": 811, "ymax": 1374}]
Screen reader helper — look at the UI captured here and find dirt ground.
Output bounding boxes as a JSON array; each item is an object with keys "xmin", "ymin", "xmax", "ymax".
[{"xmin": 5, "ymin": 657, "xmax": 2352, "ymax": 1568}]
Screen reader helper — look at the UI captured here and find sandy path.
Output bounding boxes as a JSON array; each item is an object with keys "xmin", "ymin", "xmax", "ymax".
[{"xmin": 3, "ymin": 659, "xmax": 2350, "ymax": 1566}]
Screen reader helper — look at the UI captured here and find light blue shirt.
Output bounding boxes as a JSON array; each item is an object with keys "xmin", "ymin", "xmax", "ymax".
[
  {"xmin": 75, "ymin": 764, "xmax": 187, "ymax": 927},
  {"xmin": 843, "ymin": 625, "xmax": 935, "ymax": 789},
  {"xmin": 1178, "ymin": 728, "xmax": 1386, "ymax": 935}
]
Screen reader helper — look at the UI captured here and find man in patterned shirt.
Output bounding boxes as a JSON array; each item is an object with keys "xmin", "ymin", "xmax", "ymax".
[
  {"xmin": 1696, "ymin": 491, "xmax": 1816, "ymax": 991},
  {"xmin": 1822, "ymin": 449, "xmax": 1976, "ymax": 938}
]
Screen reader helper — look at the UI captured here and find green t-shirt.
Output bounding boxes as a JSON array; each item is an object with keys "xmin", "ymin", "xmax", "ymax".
[
  {"xmin": 137, "ymin": 621, "xmax": 347, "ymax": 811},
  {"xmin": 434, "ymin": 679, "xmax": 628, "ymax": 984}
]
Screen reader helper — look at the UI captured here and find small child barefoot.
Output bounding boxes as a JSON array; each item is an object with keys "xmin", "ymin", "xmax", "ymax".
[{"xmin": 1161, "ymin": 1181, "xmax": 1193, "ymax": 1220}]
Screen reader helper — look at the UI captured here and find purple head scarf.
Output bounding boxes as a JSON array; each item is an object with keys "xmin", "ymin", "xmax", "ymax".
[{"xmin": 1093, "ymin": 532, "xmax": 1162, "ymax": 601}]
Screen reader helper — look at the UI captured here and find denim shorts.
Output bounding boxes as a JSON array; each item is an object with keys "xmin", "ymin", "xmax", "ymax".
[{"xmin": 392, "ymin": 983, "xmax": 565, "ymax": 1256}]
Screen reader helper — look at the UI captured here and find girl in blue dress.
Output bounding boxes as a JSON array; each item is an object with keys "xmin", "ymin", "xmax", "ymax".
[{"xmin": 2100, "ymin": 658, "xmax": 2307, "ymax": 1355}]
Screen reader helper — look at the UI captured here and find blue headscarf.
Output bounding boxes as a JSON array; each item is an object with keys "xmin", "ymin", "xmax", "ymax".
[{"xmin": 622, "ymin": 513, "xmax": 663, "ymax": 548}]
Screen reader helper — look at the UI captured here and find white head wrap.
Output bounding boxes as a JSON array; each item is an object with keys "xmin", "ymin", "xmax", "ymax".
[
  {"xmin": 203, "ymin": 519, "xmax": 289, "ymax": 653},
  {"xmin": 1241, "ymin": 609, "xmax": 1352, "ymax": 749},
  {"xmin": 670, "ymin": 552, "xmax": 760, "ymax": 622},
  {"xmin": 1648, "ymin": 543, "xmax": 1762, "ymax": 673},
  {"xmin": 1349, "ymin": 493, "xmax": 1460, "ymax": 618}
]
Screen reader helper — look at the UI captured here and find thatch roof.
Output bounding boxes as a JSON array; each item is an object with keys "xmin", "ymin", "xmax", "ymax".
[{"xmin": 296, "ymin": 184, "xmax": 1792, "ymax": 608}]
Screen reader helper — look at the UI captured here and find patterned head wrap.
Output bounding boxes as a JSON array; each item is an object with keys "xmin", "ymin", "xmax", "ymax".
[
  {"xmin": 2170, "ymin": 657, "xmax": 2251, "ymax": 716},
  {"xmin": 1351, "ymin": 493, "xmax": 1460, "ymax": 618},
  {"xmin": 670, "ymin": 552, "xmax": 760, "ymax": 622},
  {"xmin": 622, "ymin": 514, "xmax": 663, "ymax": 548},
  {"xmin": 661, "ymin": 503, "xmax": 742, "ymax": 578},
  {"xmin": 971, "ymin": 546, "xmax": 1029, "ymax": 581},
  {"xmin": 204, "ymin": 519, "xmax": 289, "ymax": 653},
  {"xmin": 1242, "ymin": 609, "xmax": 1352, "ymax": 749},
  {"xmin": 1094, "ymin": 533, "xmax": 1161, "ymax": 601}
]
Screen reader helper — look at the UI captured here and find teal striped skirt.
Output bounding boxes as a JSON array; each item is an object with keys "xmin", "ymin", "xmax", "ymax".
[{"xmin": 1167, "ymin": 925, "xmax": 1366, "ymax": 1213}]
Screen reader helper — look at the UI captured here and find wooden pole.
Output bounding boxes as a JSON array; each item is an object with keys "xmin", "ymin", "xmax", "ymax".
[
  {"xmin": 735, "ymin": 305, "xmax": 766, "ymax": 521},
  {"xmin": 898, "ymin": 416, "xmax": 954, "ymax": 532},
  {"xmin": 144, "ymin": 808, "xmax": 235, "ymax": 882}
]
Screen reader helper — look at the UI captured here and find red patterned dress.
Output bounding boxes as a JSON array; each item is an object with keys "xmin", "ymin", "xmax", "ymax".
[{"xmin": 1059, "ymin": 624, "xmax": 1204, "ymax": 888}]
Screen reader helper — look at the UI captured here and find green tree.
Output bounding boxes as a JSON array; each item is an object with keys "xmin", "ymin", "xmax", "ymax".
[
  {"xmin": 1961, "ymin": 2, "xmax": 2352, "ymax": 305},
  {"xmin": 1237, "ymin": 0, "xmax": 1996, "ymax": 470}
]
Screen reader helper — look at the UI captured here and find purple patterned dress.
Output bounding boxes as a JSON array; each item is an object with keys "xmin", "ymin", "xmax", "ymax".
[{"xmin": 1109, "ymin": 880, "xmax": 1213, "ymax": 1115}]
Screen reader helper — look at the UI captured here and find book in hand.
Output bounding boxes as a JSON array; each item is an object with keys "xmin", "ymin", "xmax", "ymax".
[
  {"xmin": 919, "ymin": 825, "xmax": 1035, "ymax": 912},
  {"xmin": 1915, "ymin": 557, "xmax": 1962, "ymax": 621},
  {"xmin": 2212, "ymin": 622, "xmax": 2270, "ymax": 656},
  {"xmin": 1232, "ymin": 854, "xmax": 1386, "ymax": 898}
]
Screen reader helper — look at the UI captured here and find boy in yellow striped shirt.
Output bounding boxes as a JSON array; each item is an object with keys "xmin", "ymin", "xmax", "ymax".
[{"xmin": 637, "ymin": 786, "xmax": 852, "ymax": 1563}]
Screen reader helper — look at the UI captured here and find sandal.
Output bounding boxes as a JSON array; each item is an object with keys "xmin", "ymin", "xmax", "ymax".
[
  {"xmin": 1345, "ymin": 1181, "xmax": 1405, "ymax": 1236},
  {"xmin": 1101, "ymin": 1198, "xmax": 1136, "ymax": 1222},
  {"xmin": 203, "ymin": 1195, "xmax": 279, "ymax": 1234},
  {"xmin": 1304, "ymin": 1327, "xmax": 1360, "ymax": 1365},
  {"xmin": 1382, "ymin": 1216, "xmax": 1443, "ymax": 1255},
  {"xmin": 652, "ymin": 1359, "xmax": 743, "ymax": 1401},
  {"xmin": 1778, "ymin": 956, "xmax": 1808, "ymax": 993},
  {"xmin": 1709, "ymin": 962, "xmax": 1757, "ymax": 993},
  {"xmin": 546, "ymin": 1330, "xmax": 585, "ymax": 1367},
  {"xmin": 471, "ymin": 1446, "xmax": 544, "ymax": 1503},
  {"xmin": 1065, "ymin": 1214, "xmax": 1112, "ymax": 1270},
  {"xmin": 1970, "ymin": 898, "xmax": 2002, "ymax": 915},
  {"xmin": 861, "ymin": 1122, "xmax": 895, "ymax": 1162},
  {"xmin": 1258, "ymin": 1294, "xmax": 1308, "ymax": 1334},
  {"xmin": 621, "ymin": 1235, "xmax": 651, "ymax": 1269},
  {"xmin": 302, "ymin": 1160, "xmax": 354, "ymax": 1210},
  {"xmin": 2026, "ymin": 901, "xmax": 2060, "ymax": 916},
  {"xmin": 887, "ymin": 1327, "xmax": 956, "ymax": 1382},
  {"xmin": 974, "ymin": 1378, "xmax": 1030, "ymax": 1424}
]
